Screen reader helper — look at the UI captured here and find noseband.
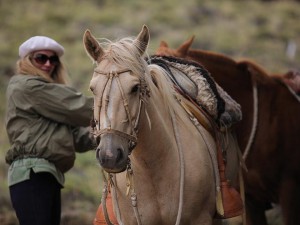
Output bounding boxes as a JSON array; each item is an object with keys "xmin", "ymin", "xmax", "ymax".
[{"xmin": 91, "ymin": 68, "xmax": 149, "ymax": 152}]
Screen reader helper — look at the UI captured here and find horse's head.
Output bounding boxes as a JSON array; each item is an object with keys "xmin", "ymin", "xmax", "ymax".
[
  {"xmin": 155, "ymin": 35, "xmax": 195, "ymax": 58},
  {"xmin": 83, "ymin": 25, "xmax": 150, "ymax": 173}
]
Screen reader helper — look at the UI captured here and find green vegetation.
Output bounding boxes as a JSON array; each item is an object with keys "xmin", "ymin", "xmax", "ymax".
[{"xmin": 1, "ymin": 0, "xmax": 299, "ymax": 224}]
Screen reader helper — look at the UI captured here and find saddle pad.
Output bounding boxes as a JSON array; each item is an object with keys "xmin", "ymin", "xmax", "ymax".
[{"xmin": 149, "ymin": 55, "xmax": 242, "ymax": 129}]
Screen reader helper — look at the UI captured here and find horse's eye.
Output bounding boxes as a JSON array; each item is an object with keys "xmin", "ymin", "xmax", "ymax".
[{"xmin": 131, "ymin": 84, "xmax": 139, "ymax": 93}]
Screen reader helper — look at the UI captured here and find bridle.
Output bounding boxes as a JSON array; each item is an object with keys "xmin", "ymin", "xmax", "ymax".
[
  {"xmin": 91, "ymin": 68, "xmax": 150, "ymax": 154},
  {"xmin": 91, "ymin": 67, "xmax": 150, "ymax": 225}
]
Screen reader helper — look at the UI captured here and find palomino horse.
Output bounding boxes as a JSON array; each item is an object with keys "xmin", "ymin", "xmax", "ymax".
[
  {"xmin": 83, "ymin": 25, "xmax": 242, "ymax": 225},
  {"xmin": 156, "ymin": 37, "xmax": 300, "ymax": 225}
]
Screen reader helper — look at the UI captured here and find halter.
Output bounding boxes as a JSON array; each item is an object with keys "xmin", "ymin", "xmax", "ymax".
[
  {"xmin": 91, "ymin": 68, "xmax": 149, "ymax": 152},
  {"xmin": 92, "ymin": 67, "xmax": 149, "ymax": 225}
]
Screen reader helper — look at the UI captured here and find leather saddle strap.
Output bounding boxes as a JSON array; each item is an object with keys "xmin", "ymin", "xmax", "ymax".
[{"xmin": 177, "ymin": 95, "xmax": 214, "ymax": 137}]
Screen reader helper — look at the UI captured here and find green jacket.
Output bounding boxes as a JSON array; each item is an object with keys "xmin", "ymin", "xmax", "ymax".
[{"xmin": 5, "ymin": 74, "xmax": 96, "ymax": 186}]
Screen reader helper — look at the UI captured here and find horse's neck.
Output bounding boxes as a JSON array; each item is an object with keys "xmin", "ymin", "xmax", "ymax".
[
  {"xmin": 187, "ymin": 50, "xmax": 245, "ymax": 93},
  {"xmin": 125, "ymin": 96, "xmax": 181, "ymax": 208},
  {"xmin": 134, "ymin": 96, "xmax": 179, "ymax": 171},
  {"xmin": 187, "ymin": 49, "xmax": 237, "ymax": 72}
]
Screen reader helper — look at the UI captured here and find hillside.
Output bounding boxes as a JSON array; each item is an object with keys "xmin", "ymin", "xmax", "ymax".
[{"xmin": 0, "ymin": 0, "xmax": 299, "ymax": 224}]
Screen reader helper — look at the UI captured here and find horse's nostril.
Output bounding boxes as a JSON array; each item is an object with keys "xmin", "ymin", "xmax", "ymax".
[
  {"xmin": 116, "ymin": 148, "xmax": 123, "ymax": 163},
  {"xmin": 96, "ymin": 136, "xmax": 100, "ymax": 145},
  {"xmin": 96, "ymin": 148, "xmax": 101, "ymax": 161}
]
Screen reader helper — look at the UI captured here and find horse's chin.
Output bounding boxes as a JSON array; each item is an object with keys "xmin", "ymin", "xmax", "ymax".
[{"xmin": 102, "ymin": 165, "xmax": 127, "ymax": 174}]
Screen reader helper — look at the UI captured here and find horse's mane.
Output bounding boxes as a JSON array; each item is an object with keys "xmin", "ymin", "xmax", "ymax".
[
  {"xmin": 147, "ymin": 64, "xmax": 184, "ymax": 117},
  {"xmin": 97, "ymin": 36, "xmax": 185, "ymax": 120},
  {"xmin": 237, "ymin": 59, "xmax": 270, "ymax": 77},
  {"xmin": 189, "ymin": 49, "xmax": 272, "ymax": 81},
  {"xmin": 189, "ymin": 48, "xmax": 275, "ymax": 82},
  {"xmin": 98, "ymin": 37, "xmax": 148, "ymax": 77},
  {"xmin": 188, "ymin": 49, "xmax": 237, "ymax": 67}
]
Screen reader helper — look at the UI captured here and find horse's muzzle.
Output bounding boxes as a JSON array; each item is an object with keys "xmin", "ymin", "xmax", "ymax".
[{"xmin": 95, "ymin": 133, "xmax": 130, "ymax": 173}]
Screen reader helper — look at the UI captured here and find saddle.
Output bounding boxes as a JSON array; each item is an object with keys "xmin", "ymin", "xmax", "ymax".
[{"xmin": 149, "ymin": 55, "xmax": 242, "ymax": 131}]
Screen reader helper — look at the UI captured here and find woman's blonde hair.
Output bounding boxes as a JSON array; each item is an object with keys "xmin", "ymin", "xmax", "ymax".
[{"xmin": 16, "ymin": 54, "xmax": 69, "ymax": 84}]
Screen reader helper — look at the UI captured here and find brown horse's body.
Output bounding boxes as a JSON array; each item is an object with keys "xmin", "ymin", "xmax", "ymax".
[{"xmin": 156, "ymin": 38, "xmax": 300, "ymax": 225}]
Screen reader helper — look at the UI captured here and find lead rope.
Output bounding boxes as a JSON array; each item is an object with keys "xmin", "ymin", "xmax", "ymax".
[
  {"xmin": 240, "ymin": 75, "xmax": 258, "ymax": 225},
  {"xmin": 242, "ymin": 75, "xmax": 258, "ymax": 161},
  {"xmin": 191, "ymin": 119, "xmax": 221, "ymax": 211},
  {"xmin": 175, "ymin": 95, "xmax": 221, "ymax": 212},
  {"xmin": 125, "ymin": 164, "xmax": 143, "ymax": 225},
  {"xmin": 101, "ymin": 171, "xmax": 117, "ymax": 225},
  {"xmin": 169, "ymin": 107, "xmax": 185, "ymax": 225},
  {"xmin": 110, "ymin": 174, "xmax": 124, "ymax": 225},
  {"xmin": 107, "ymin": 167, "xmax": 142, "ymax": 225}
]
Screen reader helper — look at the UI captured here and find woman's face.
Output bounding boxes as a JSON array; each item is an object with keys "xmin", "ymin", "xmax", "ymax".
[{"xmin": 31, "ymin": 50, "xmax": 59, "ymax": 75}]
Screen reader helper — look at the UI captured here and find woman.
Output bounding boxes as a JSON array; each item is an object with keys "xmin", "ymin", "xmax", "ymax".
[{"xmin": 5, "ymin": 36, "xmax": 96, "ymax": 225}]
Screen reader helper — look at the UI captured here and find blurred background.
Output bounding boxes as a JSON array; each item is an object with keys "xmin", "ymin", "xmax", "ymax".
[{"xmin": 0, "ymin": 0, "xmax": 299, "ymax": 224}]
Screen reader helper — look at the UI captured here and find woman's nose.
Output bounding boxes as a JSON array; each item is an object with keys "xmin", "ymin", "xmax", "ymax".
[{"xmin": 44, "ymin": 60, "xmax": 52, "ymax": 66}]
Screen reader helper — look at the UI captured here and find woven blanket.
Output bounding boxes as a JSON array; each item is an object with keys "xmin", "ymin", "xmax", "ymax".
[{"xmin": 149, "ymin": 56, "xmax": 242, "ymax": 129}]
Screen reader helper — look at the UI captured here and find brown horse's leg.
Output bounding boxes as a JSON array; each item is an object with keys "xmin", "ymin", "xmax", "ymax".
[
  {"xmin": 280, "ymin": 177, "xmax": 300, "ymax": 225},
  {"xmin": 245, "ymin": 196, "xmax": 268, "ymax": 225}
]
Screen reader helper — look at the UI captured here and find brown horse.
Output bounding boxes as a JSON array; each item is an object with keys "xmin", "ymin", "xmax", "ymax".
[{"xmin": 156, "ymin": 37, "xmax": 300, "ymax": 225}]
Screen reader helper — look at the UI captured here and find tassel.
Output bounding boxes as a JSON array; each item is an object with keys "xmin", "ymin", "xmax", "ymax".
[
  {"xmin": 215, "ymin": 146, "xmax": 244, "ymax": 219},
  {"xmin": 94, "ymin": 192, "xmax": 118, "ymax": 225},
  {"xmin": 216, "ymin": 186, "xmax": 224, "ymax": 216}
]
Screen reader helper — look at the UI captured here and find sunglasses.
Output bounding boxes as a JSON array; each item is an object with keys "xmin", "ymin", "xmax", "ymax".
[{"xmin": 32, "ymin": 54, "xmax": 59, "ymax": 66}]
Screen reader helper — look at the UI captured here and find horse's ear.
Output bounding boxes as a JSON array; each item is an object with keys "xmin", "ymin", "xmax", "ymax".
[
  {"xmin": 159, "ymin": 41, "xmax": 168, "ymax": 48},
  {"xmin": 83, "ymin": 29, "xmax": 104, "ymax": 62},
  {"xmin": 177, "ymin": 35, "xmax": 195, "ymax": 57},
  {"xmin": 134, "ymin": 25, "xmax": 150, "ymax": 56}
]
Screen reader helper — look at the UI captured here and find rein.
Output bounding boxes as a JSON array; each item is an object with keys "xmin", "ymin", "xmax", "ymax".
[
  {"xmin": 234, "ymin": 72, "xmax": 258, "ymax": 225},
  {"xmin": 242, "ymin": 74, "xmax": 258, "ymax": 161},
  {"xmin": 169, "ymin": 100, "xmax": 186, "ymax": 225}
]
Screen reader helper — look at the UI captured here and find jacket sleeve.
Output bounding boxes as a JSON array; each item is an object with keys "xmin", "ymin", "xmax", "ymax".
[
  {"xmin": 72, "ymin": 126, "xmax": 97, "ymax": 153},
  {"xmin": 23, "ymin": 78, "xmax": 94, "ymax": 127}
]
